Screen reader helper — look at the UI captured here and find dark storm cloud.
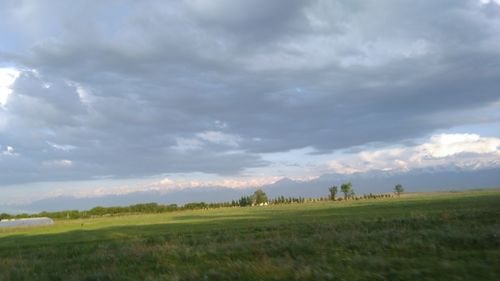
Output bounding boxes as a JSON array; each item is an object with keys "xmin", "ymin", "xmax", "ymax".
[{"xmin": 0, "ymin": 0, "xmax": 499, "ymax": 184}]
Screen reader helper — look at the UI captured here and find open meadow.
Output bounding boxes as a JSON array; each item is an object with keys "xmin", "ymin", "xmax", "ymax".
[{"xmin": 1, "ymin": 190, "xmax": 499, "ymax": 281}]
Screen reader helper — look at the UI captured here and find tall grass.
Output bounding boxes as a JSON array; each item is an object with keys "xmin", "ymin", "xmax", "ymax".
[{"xmin": 0, "ymin": 190, "xmax": 499, "ymax": 280}]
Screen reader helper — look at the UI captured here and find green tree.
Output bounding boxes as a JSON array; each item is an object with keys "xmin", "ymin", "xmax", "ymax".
[
  {"xmin": 394, "ymin": 184, "xmax": 404, "ymax": 197},
  {"xmin": 341, "ymin": 182, "xmax": 352, "ymax": 200},
  {"xmin": 253, "ymin": 189, "xmax": 268, "ymax": 205},
  {"xmin": 0, "ymin": 213, "xmax": 12, "ymax": 220},
  {"xmin": 238, "ymin": 196, "xmax": 252, "ymax": 207},
  {"xmin": 348, "ymin": 189, "xmax": 355, "ymax": 199},
  {"xmin": 328, "ymin": 185, "xmax": 338, "ymax": 200}
]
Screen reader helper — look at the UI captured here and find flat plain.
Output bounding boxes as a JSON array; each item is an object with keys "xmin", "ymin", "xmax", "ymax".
[{"xmin": 1, "ymin": 190, "xmax": 499, "ymax": 281}]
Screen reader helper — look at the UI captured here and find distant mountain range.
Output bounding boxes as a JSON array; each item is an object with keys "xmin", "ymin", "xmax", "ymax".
[{"xmin": 3, "ymin": 167, "xmax": 499, "ymax": 214}]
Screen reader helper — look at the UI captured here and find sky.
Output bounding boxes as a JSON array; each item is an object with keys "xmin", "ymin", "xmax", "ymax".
[{"xmin": 1, "ymin": 0, "xmax": 500, "ymax": 209}]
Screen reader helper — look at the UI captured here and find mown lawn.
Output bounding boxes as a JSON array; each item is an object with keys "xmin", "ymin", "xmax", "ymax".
[{"xmin": 1, "ymin": 190, "xmax": 499, "ymax": 281}]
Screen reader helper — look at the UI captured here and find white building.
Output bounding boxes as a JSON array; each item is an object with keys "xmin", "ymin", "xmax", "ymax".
[{"xmin": 0, "ymin": 217, "xmax": 54, "ymax": 228}]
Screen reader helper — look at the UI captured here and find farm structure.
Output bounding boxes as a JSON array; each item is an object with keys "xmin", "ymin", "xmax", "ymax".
[{"xmin": 0, "ymin": 217, "xmax": 54, "ymax": 228}]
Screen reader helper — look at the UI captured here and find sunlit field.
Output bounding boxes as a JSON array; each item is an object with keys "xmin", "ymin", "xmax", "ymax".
[{"xmin": 1, "ymin": 190, "xmax": 499, "ymax": 281}]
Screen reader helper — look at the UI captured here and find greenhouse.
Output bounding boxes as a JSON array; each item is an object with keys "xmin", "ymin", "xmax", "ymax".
[{"xmin": 0, "ymin": 217, "xmax": 54, "ymax": 228}]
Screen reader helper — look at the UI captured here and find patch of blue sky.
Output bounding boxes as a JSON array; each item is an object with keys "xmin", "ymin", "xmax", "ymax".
[{"xmin": 0, "ymin": 28, "xmax": 23, "ymax": 53}]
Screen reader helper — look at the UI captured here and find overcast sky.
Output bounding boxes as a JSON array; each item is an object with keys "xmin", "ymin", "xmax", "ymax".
[{"xmin": 1, "ymin": 0, "xmax": 500, "ymax": 205}]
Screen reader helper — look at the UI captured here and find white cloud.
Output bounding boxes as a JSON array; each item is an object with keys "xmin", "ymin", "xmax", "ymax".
[
  {"xmin": 214, "ymin": 120, "xmax": 228, "ymax": 129},
  {"xmin": 155, "ymin": 175, "xmax": 282, "ymax": 190},
  {"xmin": 67, "ymin": 81, "xmax": 92, "ymax": 104},
  {"xmin": 329, "ymin": 134, "xmax": 500, "ymax": 174},
  {"xmin": 43, "ymin": 159, "xmax": 73, "ymax": 168},
  {"xmin": 196, "ymin": 131, "xmax": 241, "ymax": 147},
  {"xmin": 479, "ymin": 0, "xmax": 500, "ymax": 5},
  {"xmin": 0, "ymin": 67, "xmax": 20, "ymax": 106},
  {"xmin": 41, "ymin": 175, "xmax": 285, "ymax": 199},
  {"xmin": 172, "ymin": 137, "xmax": 204, "ymax": 152},
  {"xmin": 47, "ymin": 141, "xmax": 76, "ymax": 152},
  {"xmin": 1, "ymin": 145, "xmax": 18, "ymax": 156},
  {"xmin": 172, "ymin": 131, "xmax": 242, "ymax": 152},
  {"xmin": 417, "ymin": 134, "xmax": 499, "ymax": 158}
]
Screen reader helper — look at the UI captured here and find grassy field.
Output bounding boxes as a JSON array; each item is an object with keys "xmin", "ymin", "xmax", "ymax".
[{"xmin": 0, "ymin": 190, "xmax": 499, "ymax": 281}]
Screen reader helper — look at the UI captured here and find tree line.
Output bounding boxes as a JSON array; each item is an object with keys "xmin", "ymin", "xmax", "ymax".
[
  {"xmin": 0, "ymin": 190, "xmax": 270, "ymax": 220},
  {"xmin": 328, "ymin": 182, "xmax": 404, "ymax": 200},
  {"xmin": 0, "ymin": 184, "xmax": 405, "ymax": 221}
]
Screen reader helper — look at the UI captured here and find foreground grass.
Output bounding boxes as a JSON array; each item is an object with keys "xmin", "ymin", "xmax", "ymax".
[{"xmin": 0, "ymin": 190, "xmax": 499, "ymax": 281}]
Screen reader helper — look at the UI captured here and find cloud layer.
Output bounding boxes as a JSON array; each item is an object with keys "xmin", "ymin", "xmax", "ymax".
[
  {"xmin": 0, "ymin": 0, "xmax": 499, "ymax": 186},
  {"xmin": 329, "ymin": 134, "xmax": 500, "ymax": 174}
]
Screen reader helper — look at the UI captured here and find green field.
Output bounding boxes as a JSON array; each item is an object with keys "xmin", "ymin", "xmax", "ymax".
[{"xmin": 1, "ymin": 190, "xmax": 499, "ymax": 281}]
